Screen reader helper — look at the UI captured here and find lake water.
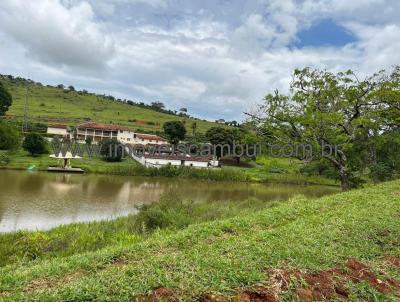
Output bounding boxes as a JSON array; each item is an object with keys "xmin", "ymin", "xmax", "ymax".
[{"xmin": 0, "ymin": 170, "xmax": 338, "ymax": 232}]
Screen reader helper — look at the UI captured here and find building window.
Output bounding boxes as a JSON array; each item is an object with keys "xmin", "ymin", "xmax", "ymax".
[
  {"xmin": 127, "ymin": 138, "xmax": 130, "ymax": 141},
  {"xmin": 120, "ymin": 130, "xmax": 123, "ymax": 133},
  {"xmin": 141, "ymin": 139, "xmax": 144, "ymax": 142}
]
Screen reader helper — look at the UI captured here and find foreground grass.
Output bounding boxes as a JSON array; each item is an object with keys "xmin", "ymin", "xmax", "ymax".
[{"xmin": 0, "ymin": 180, "xmax": 399, "ymax": 301}]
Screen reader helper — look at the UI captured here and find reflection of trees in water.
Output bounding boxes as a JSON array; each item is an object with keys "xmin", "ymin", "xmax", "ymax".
[{"xmin": 18, "ymin": 172, "xmax": 47, "ymax": 194}]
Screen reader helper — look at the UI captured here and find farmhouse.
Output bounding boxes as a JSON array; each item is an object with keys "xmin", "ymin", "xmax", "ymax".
[
  {"xmin": 76, "ymin": 122, "xmax": 134, "ymax": 143},
  {"xmin": 47, "ymin": 122, "xmax": 166, "ymax": 145}
]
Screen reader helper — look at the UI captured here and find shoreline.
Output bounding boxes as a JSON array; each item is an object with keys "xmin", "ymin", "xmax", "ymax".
[{"xmin": 0, "ymin": 164, "xmax": 339, "ymax": 187}]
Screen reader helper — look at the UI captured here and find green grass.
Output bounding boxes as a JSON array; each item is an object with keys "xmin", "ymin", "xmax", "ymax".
[
  {"xmin": 0, "ymin": 180, "xmax": 399, "ymax": 301},
  {"xmin": 1, "ymin": 77, "xmax": 222, "ymax": 134},
  {"xmin": 0, "ymin": 195, "xmax": 277, "ymax": 267}
]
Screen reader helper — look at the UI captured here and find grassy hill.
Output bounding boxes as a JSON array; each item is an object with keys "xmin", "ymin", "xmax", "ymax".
[
  {"xmin": 0, "ymin": 75, "xmax": 222, "ymax": 134},
  {"xmin": 0, "ymin": 180, "xmax": 399, "ymax": 301}
]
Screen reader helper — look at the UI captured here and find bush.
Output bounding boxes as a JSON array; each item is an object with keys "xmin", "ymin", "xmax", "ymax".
[
  {"xmin": 0, "ymin": 152, "xmax": 10, "ymax": 165},
  {"xmin": 15, "ymin": 232, "xmax": 50, "ymax": 261},
  {"xmin": 370, "ymin": 163, "xmax": 395, "ymax": 182},
  {"xmin": 0, "ymin": 122, "xmax": 20, "ymax": 151},
  {"xmin": 22, "ymin": 133, "xmax": 48, "ymax": 155},
  {"xmin": 100, "ymin": 138, "xmax": 123, "ymax": 162},
  {"xmin": 134, "ymin": 195, "xmax": 195, "ymax": 233}
]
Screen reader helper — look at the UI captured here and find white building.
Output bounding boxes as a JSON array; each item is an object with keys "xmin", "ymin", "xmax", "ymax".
[
  {"xmin": 143, "ymin": 154, "xmax": 219, "ymax": 168},
  {"xmin": 47, "ymin": 124, "xmax": 69, "ymax": 136},
  {"xmin": 75, "ymin": 122, "xmax": 133, "ymax": 143},
  {"xmin": 47, "ymin": 122, "xmax": 167, "ymax": 145},
  {"xmin": 133, "ymin": 133, "xmax": 167, "ymax": 145}
]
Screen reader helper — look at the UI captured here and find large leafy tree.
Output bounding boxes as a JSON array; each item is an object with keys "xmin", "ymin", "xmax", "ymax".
[
  {"xmin": 0, "ymin": 82, "xmax": 12, "ymax": 116},
  {"xmin": 23, "ymin": 133, "xmax": 48, "ymax": 156},
  {"xmin": 251, "ymin": 67, "xmax": 400, "ymax": 191},
  {"xmin": 163, "ymin": 121, "xmax": 186, "ymax": 145},
  {"xmin": 205, "ymin": 126, "xmax": 245, "ymax": 160}
]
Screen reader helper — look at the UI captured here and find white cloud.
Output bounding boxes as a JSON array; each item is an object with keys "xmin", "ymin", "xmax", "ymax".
[
  {"xmin": 0, "ymin": 0, "xmax": 399, "ymax": 120},
  {"xmin": 0, "ymin": 0, "xmax": 114, "ymax": 70}
]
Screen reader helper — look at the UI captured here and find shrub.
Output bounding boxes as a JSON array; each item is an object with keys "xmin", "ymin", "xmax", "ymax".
[
  {"xmin": 15, "ymin": 232, "xmax": 50, "ymax": 261},
  {"xmin": 370, "ymin": 163, "xmax": 395, "ymax": 182},
  {"xmin": 100, "ymin": 138, "xmax": 123, "ymax": 162},
  {"xmin": 0, "ymin": 152, "xmax": 10, "ymax": 165},
  {"xmin": 134, "ymin": 195, "xmax": 194, "ymax": 233},
  {"xmin": 22, "ymin": 133, "xmax": 48, "ymax": 155},
  {"xmin": 0, "ymin": 122, "xmax": 20, "ymax": 151}
]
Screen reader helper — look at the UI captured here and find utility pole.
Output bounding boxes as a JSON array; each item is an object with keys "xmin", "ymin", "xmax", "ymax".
[{"xmin": 23, "ymin": 83, "xmax": 29, "ymax": 133}]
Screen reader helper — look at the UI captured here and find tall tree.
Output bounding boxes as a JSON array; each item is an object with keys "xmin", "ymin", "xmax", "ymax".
[
  {"xmin": 0, "ymin": 82, "xmax": 12, "ymax": 116},
  {"xmin": 250, "ymin": 67, "xmax": 400, "ymax": 191},
  {"xmin": 163, "ymin": 121, "xmax": 186, "ymax": 145}
]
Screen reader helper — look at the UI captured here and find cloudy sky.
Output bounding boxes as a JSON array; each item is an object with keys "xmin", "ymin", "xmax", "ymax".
[{"xmin": 0, "ymin": 0, "xmax": 399, "ymax": 121}]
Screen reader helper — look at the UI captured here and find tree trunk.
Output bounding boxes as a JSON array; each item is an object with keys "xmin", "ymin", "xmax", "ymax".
[
  {"xmin": 235, "ymin": 156, "xmax": 241, "ymax": 165},
  {"xmin": 339, "ymin": 166, "xmax": 350, "ymax": 191}
]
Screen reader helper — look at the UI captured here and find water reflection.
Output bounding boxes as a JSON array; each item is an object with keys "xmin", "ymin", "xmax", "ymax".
[{"xmin": 0, "ymin": 170, "xmax": 338, "ymax": 232}]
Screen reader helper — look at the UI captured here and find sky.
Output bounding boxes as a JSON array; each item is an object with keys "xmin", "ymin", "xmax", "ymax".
[{"xmin": 0, "ymin": 0, "xmax": 399, "ymax": 121}]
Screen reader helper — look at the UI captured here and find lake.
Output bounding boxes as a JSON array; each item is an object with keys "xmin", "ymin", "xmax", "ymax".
[{"xmin": 0, "ymin": 170, "xmax": 338, "ymax": 232}]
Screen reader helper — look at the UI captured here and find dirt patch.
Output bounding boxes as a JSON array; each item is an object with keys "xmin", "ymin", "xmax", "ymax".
[
  {"xmin": 131, "ymin": 258, "xmax": 400, "ymax": 302},
  {"xmin": 198, "ymin": 293, "xmax": 229, "ymax": 302},
  {"xmin": 345, "ymin": 258, "xmax": 398, "ymax": 295},
  {"xmin": 237, "ymin": 288, "xmax": 279, "ymax": 302},
  {"xmin": 384, "ymin": 256, "xmax": 400, "ymax": 268},
  {"xmin": 23, "ymin": 271, "xmax": 85, "ymax": 293},
  {"xmin": 0, "ymin": 291, "xmax": 10, "ymax": 298},
  {"xmin": 274, "ymin": 258, "xmax": 400, "ymax": 301},
  {"xmin": 110, "ymin": 257, "xmax": 128, "ymax": 267},
  {"xmin": 133, "ymin": 287, "xmax": 178, "ymax": 302},
  {"xmin": 199, "ymin": 289, "xmax": 278, "ymax": 302}
]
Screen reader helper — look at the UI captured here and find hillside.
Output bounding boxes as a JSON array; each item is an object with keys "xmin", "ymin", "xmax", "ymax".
[
  {"xmin": 0, "ymin": 75, "xmax": 223, "ymax": 134},
  {"xmin": 0, "ymin": 180, "xmax": 399, "ymax": 301}
]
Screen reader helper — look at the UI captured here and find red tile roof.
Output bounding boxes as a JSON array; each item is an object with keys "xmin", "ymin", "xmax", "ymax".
[
  {"xmin": 48, "ymin": 124, "xmax": 68, "ymax": 129},
  {"xmin": 135, "ymin": 133, "xmax": 166, "ymax": 141},
  {"xmin": 77, "ymin": 122, "xmax": 133, "ymax": 131}
]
